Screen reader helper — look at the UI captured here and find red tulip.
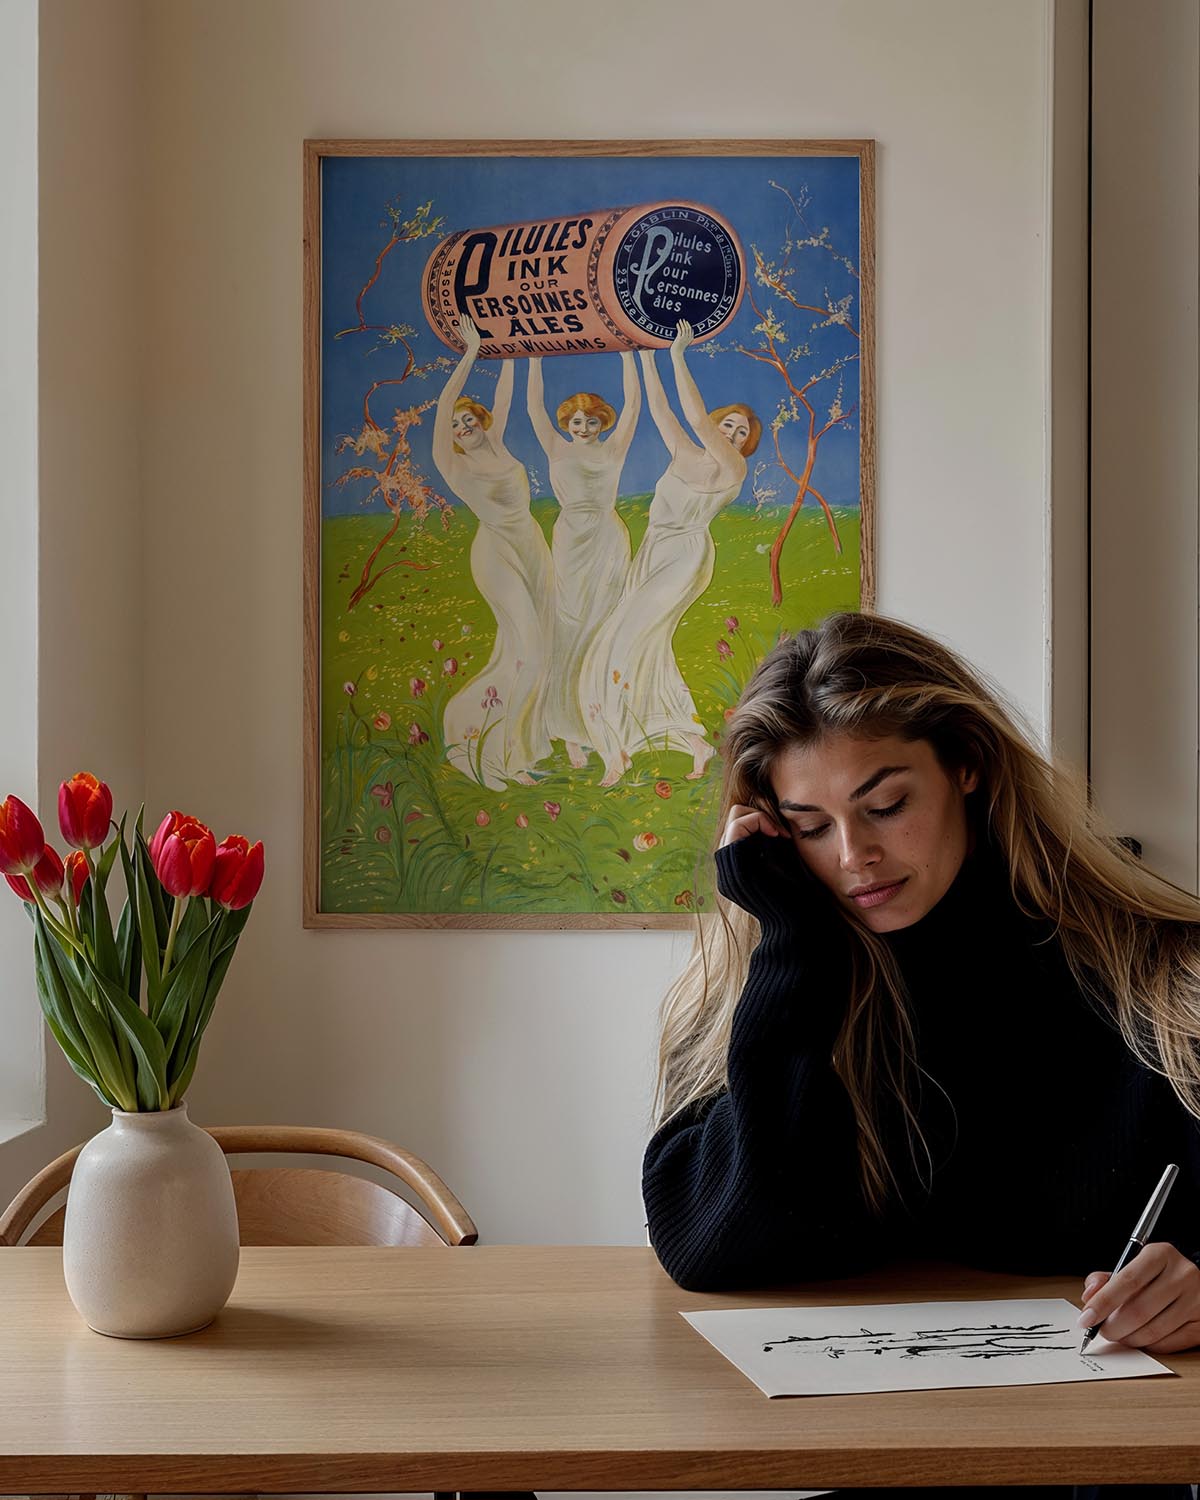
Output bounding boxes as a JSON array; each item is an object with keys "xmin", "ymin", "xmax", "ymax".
[
  {"xmin": 209, "ymin": 834, "xmax": 265, "ymax": 911},
  {"xmin": 149, "ymin": 811, "xmax": 217, "ymax": 899},
  {"xmin": 57, "ymin": 773, "xmax": 113, "ymax": 851},
  {"xmin": 0, "ymin": 795, "xmax": 45, "ymax": 876},
  {"xmin": 65, "ymin": 850, "xmax": 89, "ymax": 906},
  {"xmin": 4, "ymin": 845, "xmax": 65, "ymax": 904}
]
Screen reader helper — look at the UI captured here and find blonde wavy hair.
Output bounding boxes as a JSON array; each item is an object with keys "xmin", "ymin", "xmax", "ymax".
[
  {"xmin": 654, "ymin": 611, "xmax": 1200, "ymax": 1212},
  {"xmin": 556, "ymin": 391, "xmax": 617, "ymax": 434}
]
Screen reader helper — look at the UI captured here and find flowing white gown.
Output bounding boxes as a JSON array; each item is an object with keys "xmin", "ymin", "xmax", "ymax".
[
  {"xmin": 545, "ymin": 446, "xmax": 632, "ymax": 748},
  {"xmin": 581, "ymin": 468, "xmax": 739, "ymax": 769},
  {"xmin": 441, "ymin": 460, "xmax": 555, "ymax": 790}
]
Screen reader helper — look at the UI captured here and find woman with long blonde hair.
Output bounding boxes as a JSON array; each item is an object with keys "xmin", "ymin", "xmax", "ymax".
[{"xmin": 644, "ymin": 612, "xmax": 1200, "ymax": 1377}]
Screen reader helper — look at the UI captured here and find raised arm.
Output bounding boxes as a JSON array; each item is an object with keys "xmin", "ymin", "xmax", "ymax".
[
  {"xmin": 669, "ymin": 319, "xmax": 726, "ymax": 458},
  {"xmin": 609, "ymin": 350, "xmax": 642, "ymax": 458},
  {"xmin": 432, "ymin": 314, "xmax": 482, "ymax": 475},
  {"xmin": 639, "ymin": 346, "xmax": 688, "ymax": 456},
  {"xmin": 490, "ymin": 356, "xmax": 515, "ymax": 444},
  {"xmin": 525, "ymin": 356, "xmax": 560, "ymax": 457},
  {"xmin": 643, "ymin": 835, "xmax": 883, "ymax": 1291}
]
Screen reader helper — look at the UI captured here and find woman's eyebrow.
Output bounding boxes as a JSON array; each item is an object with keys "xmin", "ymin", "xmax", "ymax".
[{"xmin": 778, "ymin": 765, "xmax": 908, "ymax": 813}]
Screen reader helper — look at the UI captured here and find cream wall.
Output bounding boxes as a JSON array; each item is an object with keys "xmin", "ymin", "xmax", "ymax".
[
  {"xmin": 0, "ymin": 0, "xmax": 144, "ymax": 1190},
  {"xmin": 137, "ymin": 0, "xmax": 1053, "ymax": 1244},
  {"xmin": 3, "ymin": 0, "xmax": 1055, "ymax": 1243}
]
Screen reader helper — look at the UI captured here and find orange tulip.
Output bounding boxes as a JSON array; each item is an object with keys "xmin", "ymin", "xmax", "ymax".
[
  {"xmin": 64, "ymin": 850, "xmax": 89, "ymax": 906},
  {"xmin": 4, "ymin": 845, "xmax": 65, "ymax": 904},
  {"xmin": 209, "ymin": 835, "xmax": 265, "ymax": 911},
  {"xmin": 149, "ymin": 811, "xmax": 217, "ymax": 899},
  {"xmin": 0, "ymin": 795, "xmax": 45, "ymax": 876},
  {"xmin": 58, "ymin": 772, "xmax": 113, "ymax": 851}
]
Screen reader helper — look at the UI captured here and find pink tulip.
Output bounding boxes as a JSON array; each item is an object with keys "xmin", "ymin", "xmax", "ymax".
[
  {"xmin": 543, "ymin": 801, "xmax": 561, "ymax": 822},
  {"xmin": 475, "ymin": 810, "xmax": 491, "ymax": 827},
  {"xmin": 443, "ymin": 657, "xmax": 459, "ymax": 676},
  {"xmin": 724, "ymin": 616, "xmax": 740, "ymax": 633},
  {"xmin": 373, "ymin": 711, "xmax": 392, "ymax": 731},
  {"xmin": 515, "ymin": 813, "xmax": 529, "ymax": 829},
  {"xmin": 410, "ymin": 677, "xmax": 427, "ymax": 697}
]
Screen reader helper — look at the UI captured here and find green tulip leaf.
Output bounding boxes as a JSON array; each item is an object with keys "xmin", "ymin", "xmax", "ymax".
[
  {"xmin": 134, "ymin": 828, "xmax": 170, "ymax": 950},
  {"xmin": 79, "ymin": 950, "xmax": 169, "ymax": 1111},
  {"xmin": 36, "ymin": 913, "xmax": 134, "ymax": 1111},
  {"xmin": 157, "ymin": 913, "xmax": 220, "ymax": 1067}
]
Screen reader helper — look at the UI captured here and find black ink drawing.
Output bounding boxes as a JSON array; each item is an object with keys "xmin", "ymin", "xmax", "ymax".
[{"xmin": 762, "ymin": 1322, "xmax": 1079, "ymax": 1361}]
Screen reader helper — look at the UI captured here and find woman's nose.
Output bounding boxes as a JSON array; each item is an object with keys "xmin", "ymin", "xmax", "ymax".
[{"xmin": 837, "ymin": 823, "xmax": 881, "ymax": 871}]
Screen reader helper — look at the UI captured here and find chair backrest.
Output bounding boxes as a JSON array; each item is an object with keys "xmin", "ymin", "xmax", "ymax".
[{"xmin": 0, "ymin": 1124, "xmax": 477, "ymax": 1249}]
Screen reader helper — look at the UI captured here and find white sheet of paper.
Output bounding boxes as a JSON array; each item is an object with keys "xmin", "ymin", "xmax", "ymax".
[{"xmin": 682, "ymin": 1298, "xmax": 1173, "ymax": 1398}]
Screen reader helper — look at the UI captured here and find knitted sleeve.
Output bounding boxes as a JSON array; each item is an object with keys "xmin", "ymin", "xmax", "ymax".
[{"xmin": 642, "ymin": 834, "xmax": 889, "ymax": 1291}]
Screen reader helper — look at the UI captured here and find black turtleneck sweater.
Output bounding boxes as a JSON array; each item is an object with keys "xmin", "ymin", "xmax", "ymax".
[{"xmin": 642, "ymin": 833, "xmax": 1200, "ymax": 1293}]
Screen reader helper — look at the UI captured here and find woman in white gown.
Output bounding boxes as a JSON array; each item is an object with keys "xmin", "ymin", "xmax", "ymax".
[
  {"xmin": 526, "ymin": 352, "xmax": 640, "ymax": 768},
  {"xmin": 581, "ymin": 319, "xmax": 761, "ymax": 788},
  {"xmin": 431, "ymin": 315, "xmax": 554, "ymax": 790}
]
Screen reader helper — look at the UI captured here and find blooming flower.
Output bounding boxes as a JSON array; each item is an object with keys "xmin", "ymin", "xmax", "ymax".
[
  {"xmin": 611, "ymin": 889, "xmax": 628, "ymax": 905},
  {"xmin": 653, "ymin": 781, "xmax": 672, "ymax": 800},
  {"xmin": 209, "ymin": 835, "xmax": 265, "ymax": 911},
  {"xmin": 543, "ymin": 801, "xmax": 561, "ymax": 821},
  {"xmin": 370, "ymin": 781, "xmax": 394, "ymax": 809},
  {"xmin": 0, "ymin": 795, "xmax": 45, "ymax": 876},
  {"xmin": 432, "ymin": 638, "xmax": 444, "ymax": 651},
  {"xmin": 717, "ymin": 639, "xmax": 733, "ymax": 660},
  {"xmin": 481, "ymin": 685, "xmax": 501, "ymax": 710},
  {"xmin": 475, "ymin": 810, "xmax": 491, "ymax": 827},
  {"xmin": 410, "ymin": 677, "xmax": 427, "ymax": 697},
  {"xmin": 58, "ymin": 773, "xmax": 113, "ymax": 851},
  {"xmin": 343, "ymin": 681, "xmax": 356, "ymax": 696},
  {"xmin": 632, "ymin": 832, "xmax": 659, "ymax": 852},
  {"xmin": 724, "ymin": 615, "xmax": 739, "ymax": 633},
  {"xmin": 444, "ymin": 657, "xmax": 459, "ymax": 675},
  {"xmin": 149, "ymin": 811, "xmax": 217, "ymax": 899},
  {"xmin": 408, "ymin": 723, "xmax": 429, "ymax": 746},
  {"xmin": 373, "ymin": 711, "xmax": 392, "ymax": 731},
  {"xmin": 515, "ymin": 812, "xmax": 529, "ymax": 828}
]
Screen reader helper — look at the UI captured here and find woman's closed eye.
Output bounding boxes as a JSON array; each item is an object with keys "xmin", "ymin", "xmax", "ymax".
[{"xmin": 790, "ymin": 795, "xmax": 909, "ymax": 840}]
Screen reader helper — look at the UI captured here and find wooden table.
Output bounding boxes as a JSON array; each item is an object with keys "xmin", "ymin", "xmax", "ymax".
[{"xmin": 1, "ymin": 1245, "xmax": 1198, "ymax": 1493}]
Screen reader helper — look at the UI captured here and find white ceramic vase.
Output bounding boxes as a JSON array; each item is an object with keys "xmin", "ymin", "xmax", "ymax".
[{"xmin": 62, "ymin": 1101, "xmax": 240, "ymax": 1338}]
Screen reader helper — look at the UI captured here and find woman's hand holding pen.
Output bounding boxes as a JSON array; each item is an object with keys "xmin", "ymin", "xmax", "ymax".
[{"xmin": 1077, "ymin": 1243, "xmax": 1200, "ymax": 1353}]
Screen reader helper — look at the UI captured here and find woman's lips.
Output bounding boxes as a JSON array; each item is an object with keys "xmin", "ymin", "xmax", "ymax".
[{"xmin": 849, "ymin": 878, "xmax": 908, "ymax": 909}]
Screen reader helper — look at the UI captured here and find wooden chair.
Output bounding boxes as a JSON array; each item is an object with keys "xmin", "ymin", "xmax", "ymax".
[
  {"xmin": 0, "ymin": 1124, "xmax": 487, "ymax": 1500},
  {"xmin": 0, "ymin": 1123, "xmax": 478, "ymax": 1249}
]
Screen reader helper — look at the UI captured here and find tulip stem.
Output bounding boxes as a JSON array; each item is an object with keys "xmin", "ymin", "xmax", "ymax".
[
  {"xmin": 26, "ymin": 881, "xmax": 86, "ymax": 958},
  {"xmin": 161, "ymin": 896, "xmax": 183, "ymax": 980}
]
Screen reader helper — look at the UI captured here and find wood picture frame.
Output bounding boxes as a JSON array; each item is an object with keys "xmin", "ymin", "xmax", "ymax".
[{"xmin": 304, "ymin": 139, "xmax": 875, "ymax": 929}]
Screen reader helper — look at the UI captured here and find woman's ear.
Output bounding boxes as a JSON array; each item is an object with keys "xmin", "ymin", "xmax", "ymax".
[{"xmin": 959, "ymin": 763, "xmax": 981, "ymax": 796}]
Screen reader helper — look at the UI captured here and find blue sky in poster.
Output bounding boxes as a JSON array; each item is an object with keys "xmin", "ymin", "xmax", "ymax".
[{"xmin": 320, "ymin": 153, "xmax": 862, "ymax": 517}]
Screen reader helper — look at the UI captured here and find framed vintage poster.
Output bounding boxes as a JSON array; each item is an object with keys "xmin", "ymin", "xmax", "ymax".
[{"xmin": 304, "ymin": 139, "xmax": 874, "ymax": 929}]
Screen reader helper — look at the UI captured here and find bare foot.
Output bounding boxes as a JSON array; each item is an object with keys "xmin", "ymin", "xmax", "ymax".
[
  {"xmin": 685, "ymin": 736, "xmax": 715, "ymax": 780},
  {"xmin": 567, "ymin": 741, "xmax": 588, "ymax": 769},
  {"xmin": 598, "ymin": 764, "xmax": 624, "ymax": 788}
]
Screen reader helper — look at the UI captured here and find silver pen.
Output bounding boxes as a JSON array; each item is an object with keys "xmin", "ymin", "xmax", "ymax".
[{"xmin": 1079, "ymin": 1163, "xmax": 1179, "ymax": 1353}]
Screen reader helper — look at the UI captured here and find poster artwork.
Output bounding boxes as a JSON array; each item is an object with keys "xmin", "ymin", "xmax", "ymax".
[{"xmin": 307, "ymin": 143, "xmax": 873, "ymax": 926}]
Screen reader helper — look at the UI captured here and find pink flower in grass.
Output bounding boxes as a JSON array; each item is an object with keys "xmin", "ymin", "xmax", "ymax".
[
  {"xmin": 481, "ymin": 685, "xmax": 501, "ymax": 711},
  {"xmin": 475, "ymin": 810, "xmax": 491, "ymax": 827},
  {"xmin": 373, "ymin": 711, "xmax": 392, "ymax": 731},
  {"xmin": 724, "ymin": 615, "xmax": 740, "ymax": 633},
  {"xmin": 543, "ymin": 801, "xmax": 561, "ymax": 822},
  {"xmin": 717, "ymin": 639, "xmax": 733, "ymax": 660},
  {"xmin": 515, "ymin": 813, "xmax": 529, "ymax": 829},
  {"xmin": 432, "ymin": 638, "xmax": 444, "ymax": 652},
  {"xmin": 408, "ymin": 723, "xmax": 430, "ymax": 746},
  {"xmin": 443, "ymin": 657, "xmax": 459, "ymax": 676},
  {"xmin": 410, "ymin": 677, "xmax": 427, "ymax": 698}
]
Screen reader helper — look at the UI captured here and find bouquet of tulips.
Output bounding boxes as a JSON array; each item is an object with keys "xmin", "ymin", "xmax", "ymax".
[{"xmin": 0, "ymin": 774, "xmax": 264, "ymax": 1113}]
